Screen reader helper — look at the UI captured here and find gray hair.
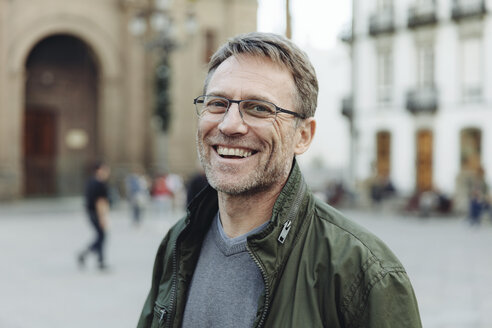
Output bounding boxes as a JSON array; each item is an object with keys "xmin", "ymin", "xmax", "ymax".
[{"xmin": 204, "ymin": 32, "xmax": 318, "ymax": 118}]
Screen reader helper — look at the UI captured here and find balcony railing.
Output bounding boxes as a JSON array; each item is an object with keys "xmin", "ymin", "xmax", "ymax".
[
  {"xmin": 452, "ymin": 0, "xmax": 486, "ymax": 21},
  {"xmin": 369, "ymin": 9, "xmax": 395, "ymax": 36},
  {"xmin": 408, "ymin": 2, "xmax": 438, "ymax": 28},
  {"xmin": 341, "ymin": 96, "xmax": 353, "ymax": 119},
  {"xmin": 406, "ymin": 87, "xmax": 438, "ymax": 114}
]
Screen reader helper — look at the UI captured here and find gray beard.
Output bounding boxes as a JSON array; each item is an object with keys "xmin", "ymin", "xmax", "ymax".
[{"xmin": 197, "ymin": 137, "xmax": 292, "ymax": 197}]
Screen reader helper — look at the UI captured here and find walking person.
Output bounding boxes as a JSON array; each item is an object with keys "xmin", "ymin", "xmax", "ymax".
[
  {"xmin": 77, "ymin": 161, "xmax": 111, "ymax": 270},
  {"xmin": 468, "ymin": 167, "xmax": 488, "ymax": 226},
  {"xmin": 138, "ymin": 32, "xmax": 421, "ymax": 327},
  {"xmin": 126, "ymin": 168, "xmax": 150, "ymax": 226}
]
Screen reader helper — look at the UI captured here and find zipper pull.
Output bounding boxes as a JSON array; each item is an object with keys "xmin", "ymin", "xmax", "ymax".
[
  {"xmin": 278, "ymin": 220, "xmax": 292, "ymax": 244},
  {"xmin": 159, "ymin": 308, "xmax": 167, "ymax": 322}
]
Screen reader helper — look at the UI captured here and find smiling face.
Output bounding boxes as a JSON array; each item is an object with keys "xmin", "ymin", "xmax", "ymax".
[{"xmin": 197, "ymin": 55, "xmax": 304, "ymax": 196}]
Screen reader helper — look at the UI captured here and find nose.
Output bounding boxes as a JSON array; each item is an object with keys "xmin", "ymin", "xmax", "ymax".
[{"xmin": 218, "ymin": 103, "xmax": 248, "ymax": 135}]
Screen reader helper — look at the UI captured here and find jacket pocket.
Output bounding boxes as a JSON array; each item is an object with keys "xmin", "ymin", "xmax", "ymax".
[{"xmin": 151, "ymin": 302, "xmax": 169, "ymax": 328}]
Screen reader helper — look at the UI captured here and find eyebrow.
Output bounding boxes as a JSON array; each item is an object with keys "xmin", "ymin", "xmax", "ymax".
[{"xmin": 206, "ymin": 92, "xmax": 275, "ymax": 104}]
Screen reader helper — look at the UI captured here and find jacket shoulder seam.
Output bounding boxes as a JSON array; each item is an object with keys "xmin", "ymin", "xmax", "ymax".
[
  {"xmin": 313, "ymin": 208, "xmax": 407, "ymax": 323},
  {"xmin": 345, "ymin": 267, "xmax": 408, "ymax": 327}
]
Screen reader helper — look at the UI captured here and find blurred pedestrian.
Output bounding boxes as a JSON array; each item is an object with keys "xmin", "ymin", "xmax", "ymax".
[
  {"xmin": 468, "ymin": 167, "xmax": 488, "ymax": 226},
  {"xmin": 77, "ymin": 161, "xmax": 111, "ymax": 271},
  {"xmin": 419, "ymin": 190, "xmax": 438, "ymax": 218},
  {"xmin": 125, "ymin": 168, "xmax": 150, "ymax": 226},
  {"xmin": 152, "ymin": 173, "xmax": 173, "ymax": 218},
  {"xmin": 186, "ymin": 168, "xmax": 208, "ymax": 206},
  {"xmin": 165, "ymin": 173, "xmax": 185, "ymax": 212}
]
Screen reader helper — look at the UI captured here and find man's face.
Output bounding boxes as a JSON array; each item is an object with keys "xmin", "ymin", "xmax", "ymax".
[{"xmin": 197, "ymin": 55, "xmax": 301, "ymax": 195}]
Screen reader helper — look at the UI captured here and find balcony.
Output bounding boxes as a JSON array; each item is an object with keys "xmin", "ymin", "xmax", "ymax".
[
  {"xmin": 369, "ymin": 9, "xmax": 395, "ymax": 36},
  {"xmin": 408, "ymin": 2, "xmax": 438, "ymax": 28},
  {"xmin": 406, "ymin": 87, "xmax": 438, "ymax": 114},
  {"xmin": 452, "ymin": 0, "xmax": 486, "ymax": 21},
  {"xmin": 341, "ymin": 96, "xmax": 353, "ymax": 119}
]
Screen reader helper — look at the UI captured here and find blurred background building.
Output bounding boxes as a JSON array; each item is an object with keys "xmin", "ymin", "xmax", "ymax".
[
  {"xmin": 342, "ymin": 0, "xmax": 492, "ymax": 212},
  {"xmin": 0, "ymin": 0, "xmax": 256, "ymax": 200}
]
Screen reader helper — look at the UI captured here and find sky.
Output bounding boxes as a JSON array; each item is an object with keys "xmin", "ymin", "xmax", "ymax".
[{"xmin": 257, "ymin": 0, "xmax": 351, "ymax": 50}]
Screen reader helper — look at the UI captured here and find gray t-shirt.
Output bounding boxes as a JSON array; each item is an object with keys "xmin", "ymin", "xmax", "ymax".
[{"xmin": 182, "ymin": 213, "xmax": 269, "ymax": 328}]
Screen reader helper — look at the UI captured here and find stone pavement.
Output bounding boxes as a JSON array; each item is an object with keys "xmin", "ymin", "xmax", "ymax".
[
  {"xmin": 0, "ymin": 198, "xmax": 184, "ymax": 328},
  {"xmin": 1, "ymin": 198, "xmax": 491, "ymax": 328}
]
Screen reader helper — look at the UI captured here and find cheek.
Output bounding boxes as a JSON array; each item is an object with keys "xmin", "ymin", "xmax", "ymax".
[
  {"xmin": 198, "ymin": 119, "xmax": 216, "ymax": 140},
  {"xmin": 271, "ymin": 120, "xmax": 296, "ymax": 151}
]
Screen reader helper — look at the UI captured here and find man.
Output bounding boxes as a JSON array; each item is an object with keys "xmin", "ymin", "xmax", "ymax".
[
  {"xmin": 138, "ymin": 32, "xmax": 421, "ymax": 327},
  {"xmin": 78, "ymin": 161, "xmax": 111, "ymax": 270}
]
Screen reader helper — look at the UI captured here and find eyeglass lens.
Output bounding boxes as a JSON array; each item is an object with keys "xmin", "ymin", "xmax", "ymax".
[{"xmin": 195, "ymin": 96, "xmax": 277, "ymax": 126}]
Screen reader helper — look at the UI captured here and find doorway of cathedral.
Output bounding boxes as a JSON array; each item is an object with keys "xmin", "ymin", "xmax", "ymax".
[{"xmin": 23, "ymin": 34, "xmax": 99, "ymax": 197}]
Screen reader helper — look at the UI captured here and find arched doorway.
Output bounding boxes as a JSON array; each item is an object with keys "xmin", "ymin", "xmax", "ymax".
[{"xmin": 24, "ymin": 34, "xmax": 99, "ymax": 196}]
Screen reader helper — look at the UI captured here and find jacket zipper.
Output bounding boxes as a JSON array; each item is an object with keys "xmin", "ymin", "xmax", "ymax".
[
  {"xmin": 277, "ymin": 220, "xmax": 292, "ymax": 244},
  {"xmin": 165, "ymin": 216, "xmax": 193, "ymax": 328},
  {"xmin": 155, "ymin": 305, "xmax": 167, "ymax": 323},
  {"xmin": 248, "ymin": 247, "xmax": 270, "ymax": 328},
  {"xmin": 164, "ymin": 241, "xmax": 179, "ymax": 328},
  {"xmin": 253, "ymin": 179, "xmax": 306, "ymax": 326}
]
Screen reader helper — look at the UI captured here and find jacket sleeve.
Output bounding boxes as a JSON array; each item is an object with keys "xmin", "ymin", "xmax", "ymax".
[
  {"xmin": 137, "ymin": 234, "xmax": 170, "ymax": 328},
  {"xmin": 351, "ymin": 270, "xmax": 422, "ymax": 328}
]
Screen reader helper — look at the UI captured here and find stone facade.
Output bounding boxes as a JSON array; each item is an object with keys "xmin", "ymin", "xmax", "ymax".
[{"xmin": 0, "ymin": 0, "xmax": 257, "ymax": 199}]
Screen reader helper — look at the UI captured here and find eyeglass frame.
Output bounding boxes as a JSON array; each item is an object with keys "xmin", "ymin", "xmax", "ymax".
[{"xmin": 193, "ymin": 95, "xmax": 307, "ymax": 122}]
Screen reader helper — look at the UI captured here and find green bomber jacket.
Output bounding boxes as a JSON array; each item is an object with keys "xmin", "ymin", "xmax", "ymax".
[{"xmin": 137, "ymin": 161, "xmax": 422, "ymax": 328}]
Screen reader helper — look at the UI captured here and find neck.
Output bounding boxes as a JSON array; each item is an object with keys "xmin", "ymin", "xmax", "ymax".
[{"xmin": 218, "ymin": 184, "xmax": 284, "ymax": 238}]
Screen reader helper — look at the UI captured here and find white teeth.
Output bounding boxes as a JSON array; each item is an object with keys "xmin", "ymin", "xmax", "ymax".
[{"xmin": 217, "ymin": 146, "xmax": 252, "ymax": 158}]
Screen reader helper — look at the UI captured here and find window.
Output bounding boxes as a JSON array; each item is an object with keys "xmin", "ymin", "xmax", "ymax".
[
  {"xmin": 417, "ymin": 43, "xmax": 434, "ymax": 88},
  {"xmin": 377, "ymin": 48, "xmax": 393, "ymax": 104},
  {"xmin": 461, "ymin": 37, "xmax": 482, "ymax": 102}
]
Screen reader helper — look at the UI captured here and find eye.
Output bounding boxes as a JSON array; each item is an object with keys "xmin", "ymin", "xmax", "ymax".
[
  {"xmin": 204, "ymin": 97, "xmax": 229, "ymax": 113},
  {"xmin": 208, "ymin": 100, "xmax": 228, "ymax": 107},
  {"xmin": 242, "ymin": 101, "xmax": 275, "ymax": 117},
  {"xmin": 252, "ymin": 104, "xmax": 269, "ymax": 112}
]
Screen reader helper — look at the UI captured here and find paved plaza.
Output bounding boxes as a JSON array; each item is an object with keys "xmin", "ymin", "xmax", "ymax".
[{"xmin": 1, "ymin": 198, "xmax": 491, "ymax": 328}]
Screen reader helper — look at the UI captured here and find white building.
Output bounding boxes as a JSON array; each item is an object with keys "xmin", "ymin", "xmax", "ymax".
[
  {"xmin": 344, "ymin": 0, "xmax": 492, "ymax": 211},
  {"xmin": 297, "ymin": 45, "xmax": 351, "ymax": 191}
]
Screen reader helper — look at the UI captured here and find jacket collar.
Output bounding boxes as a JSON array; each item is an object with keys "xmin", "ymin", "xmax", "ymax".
[
  {"xmin": 186, "ymin": 159, "xmax": 312, "ymax": 276},
  {"xmin": 246, "ymin": 159, "xmax": 312, "ymax": 280}
]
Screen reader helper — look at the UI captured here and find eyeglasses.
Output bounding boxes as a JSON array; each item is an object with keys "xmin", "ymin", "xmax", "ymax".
[{"xmin": 193, "ymin": 95, "xmax": 306, "ymax": 127}]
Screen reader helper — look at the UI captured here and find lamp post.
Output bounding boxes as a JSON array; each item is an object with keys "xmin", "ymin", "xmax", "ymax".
[
  {"xmin": 128, "ymin": 0, "xmax": 197, "ymax": 132},
  {"xmin": 126, "ymin": 0, "xmax": 197, "ymax": 172}
]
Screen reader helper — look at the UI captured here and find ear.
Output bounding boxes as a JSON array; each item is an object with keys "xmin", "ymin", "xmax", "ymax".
[{"xmin": 294, "ymin": 118, "xmax": 316, "ymax": 155}]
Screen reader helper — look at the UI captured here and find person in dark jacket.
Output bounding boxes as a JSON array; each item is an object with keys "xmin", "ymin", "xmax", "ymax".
[
  {"xmin": 138, "ymin": 32, "xmax": 422, "ymax": 328},
  {"xmin": 185, "ymin": 168, "xmax": 208, "ymax": 206},
  {"xmin": 78, "ymin": 161, "xmax": 111, "ymax": 270}
]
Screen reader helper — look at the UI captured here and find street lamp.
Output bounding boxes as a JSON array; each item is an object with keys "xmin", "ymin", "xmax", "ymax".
[{"xmin": 127, "ymin": 0, "xmax": 197, "ymax": 131}]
